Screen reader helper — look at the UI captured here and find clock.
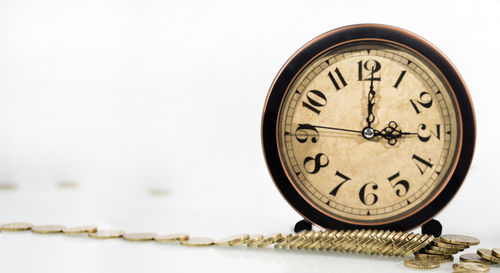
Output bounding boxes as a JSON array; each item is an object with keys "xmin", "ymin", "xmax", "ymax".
[{"xmin": 261, "ymin": 24, "xmax": 475, "ymax": 231}]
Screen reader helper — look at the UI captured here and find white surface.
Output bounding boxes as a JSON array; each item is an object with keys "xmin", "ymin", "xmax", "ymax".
[{"xmin": 0, "ymin": 0, "xmax": 499, "ymax": 272}]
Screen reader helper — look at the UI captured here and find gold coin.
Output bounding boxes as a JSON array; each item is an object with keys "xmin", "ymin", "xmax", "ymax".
[
  {"xmin": 429, "ymin": 245, "xmax": 459, "ymax": 254},
  {"xmin": 123, "ymin": 232, "xmax": 156, "ymax": 241},
  {"xmin": 422, "ymin": 248, "xmax": 457, "ymax": 256},
  {"xmin": 416, "ymin": 253, "xmax": 453, "ymax": 260},
  {"xmin": 452, "ymin": 262, "xmax": 489, "ymax": 272},
  {"xmin": 492, "ymin": 248, "xmax": 500, "ymax": 259},
  {"xmin": 403, "ymin": 235, "xmax": 434, "ymax": 257},
  {"xmin": 215, "ymin": 234, "xmax": 250, "ymax": 246},
  {"xmin": 88, "ymin": 230, "xmax": 124, "ymax": 239},
  {"xmin": 460, "ymin": 253, "xmax": 494, "ymax": 265},
  {"xmin": 154, "ymin": 233, "xmax": 189, "ymax": 242},
  {"xmin": 432, "ymin": 238, "xmax": 465, "ymax": 250},
  {"xmin": 179, "ymin": 237, "xmax": 215, "ymax": 247},
  {"xmin": 477, "ymin": 248, "xmax": 500, "ymax": 263},
  {"xmin": 31, "ymin": 225, "xmax": 64, "ymax": 234},
  {"xmin": 404, "ymin": 259, "xmax": 440, "ymax": 269},
  {"xmin": 394, "ymin": 233, "xmax": 420, "ymax": 256},
  {"xmin": 62, "ymin": 225, "xmax": 98, "ymax": 234},
  {"xmin": 0, "ymin": 222, "xmax": 33, "ymax": 231},
  {"xmin": 274, "ymin": 234, "xmax": 292, "ymax": 248},
  {"xmin": 247, "ymin": 235, "xmax": 265, "ymax": 247},
  {"xmin": 257, "ymin": 233, "xmax": 282, "ymax": 248},
  {"xmin": 441, "ymin": 234, "xmax": 480, "ymax": 246}
]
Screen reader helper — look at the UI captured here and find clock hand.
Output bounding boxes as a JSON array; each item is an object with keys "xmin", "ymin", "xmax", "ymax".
[
  {"xmin": 365, "ymin": 67, "xmax": 376, "ymax": 128},
  {"xmin": 298, "ymin": 123, "xmax": 363, "ymax": 134},
  {"xmin": 374, "ymin": 121, "xmax": 418, "ymax": 145}
]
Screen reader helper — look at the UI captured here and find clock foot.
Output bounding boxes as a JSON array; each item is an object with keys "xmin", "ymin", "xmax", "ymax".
[
  {"xmin": 294, "ymin": 219, "xmax": 312, "ymax": 233},
  {"xmin": 421, "ymin": 219, "xmax": 442, "ymax": 237}
]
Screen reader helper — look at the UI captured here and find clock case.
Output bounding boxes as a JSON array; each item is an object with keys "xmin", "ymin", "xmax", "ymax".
[{"xmin": 261, "ymin": 24, "xmax": 476, "ymax": 231}]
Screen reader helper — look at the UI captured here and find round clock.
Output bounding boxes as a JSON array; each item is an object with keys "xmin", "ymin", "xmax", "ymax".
[{"xmin": 261, "ymin": 24, "xmax": 475, "ymax": 231}]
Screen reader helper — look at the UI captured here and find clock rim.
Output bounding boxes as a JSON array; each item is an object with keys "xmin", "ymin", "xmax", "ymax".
[{"xmin": 261, "ymin": 24, "xmax": 476, "ymax": 231}]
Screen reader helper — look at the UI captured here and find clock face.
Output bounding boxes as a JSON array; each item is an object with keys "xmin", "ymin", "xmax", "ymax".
[
  {"xmin": 277, "ymin": 41, "xmax": 461, "ymax": 225},
  {"xmin": 262, "ymin": 25, "xmax": 475, "ymax": 230}
]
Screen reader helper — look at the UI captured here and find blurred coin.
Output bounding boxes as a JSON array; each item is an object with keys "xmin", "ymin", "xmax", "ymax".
[
  {"xmin": 31, "ymin": 225, "xmax": 64, "ymax": 234},
  {"xmin": 88, "ymin": 230, "xmax": 124, "ymax": 239},
  {"xmin": 123, "ymin": 232, "xmax": 156, "ymax": 241},
  {"xmin": 180, "ymin": 237, "xmax": 214, "ymax": 247},
  {"xmin": 154, "ymin": 233, "xmax": 189, "ymax": 242},
  {"xmin": 62, "ymin": 225, "xmax": 98, "ymax": 234},
  {"xmin": 492, "ymin": 248, "xmax": 500, "ymax": 259},
  {"xmin": 441, "ymin": 234, "xmax": 479, "ymax": 246},
  {"xmin": 452, "ymin": 262, "xmax": 489, "ymax": 272},
  {"xmin": 0, "ymin": 183, "xmax": 17, "ymax": 190},
  {"xmin": 258, "ymin": 233, "xmax": 282, "ymax": 248},
  {"xmin": 215, "ymin": 234, "xmax": 250, "ymax": 246},
  {"xmin": 0, "ymin": 222, "xmax": 33, "ymax": 231},
  {"xmin": 460, "ymin": 253, "xmax": 494, "ymax": 265},
  {"xmin": 404, "ymin": 259, "xmax": 440, "ymax": 269},
  {"xmin": 477, "ymin": 249, "xmax": 500, "ymax": 263}
]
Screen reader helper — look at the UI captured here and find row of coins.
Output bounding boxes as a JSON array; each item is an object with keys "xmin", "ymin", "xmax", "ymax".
[
  {"xmin": 0, "ymin": 222, "xmax": 435, "ymax": 257},
  {"xmin": 271, "ymin": 229, "xmax": 434, "ymax": 257}
]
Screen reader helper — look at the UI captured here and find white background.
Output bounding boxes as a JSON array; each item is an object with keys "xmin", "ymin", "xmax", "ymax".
[{"xmin": 0, "ymin": 0, "xmax": 499, "ymax": 272}]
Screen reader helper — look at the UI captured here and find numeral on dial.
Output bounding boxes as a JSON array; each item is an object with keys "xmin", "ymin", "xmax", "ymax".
[
  {"xmin": 329, "ymin": 171, "xmax": 351, "ymax": 197},
  {"xmin": 359, "ymin": 182, "xmax": 378, "ymax": 206},
  {"xmin": 295, "ymin": 124, "xmax": 320, "ymax": 143},
  {"xmin": 410, "ymin": 91, "xmax": 433, "ymax": 114},
  {"xmin": 393, "ymin": 70, "xmax": 407, "ymax": 88},
  {"xmin": 417, "ymin": 124, "xmax": 441, "ymax": 142},
  {"xmin": 358, "ymin": 59, "xmax": 381, "ymax": 81},
  {"xmin": 303, "ymin": 153, "xmax": 329, "ymax": 174},
  {"xmin": 327, "ymin": 68, "xmax": 348, "ymax": 91},
  {"xmin": 412, "ymin": 154, "xmax": 433, "ymax": 175},
  {"xmin": 387, "ymin": 172, "xmax": 410, "ymax": 197},
  {"xmin": 302, "ymin": 89, "xmax": 327, "ymax": 115}
]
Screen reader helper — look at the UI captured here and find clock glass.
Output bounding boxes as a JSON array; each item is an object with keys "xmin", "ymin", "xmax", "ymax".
[{"xmin": 277, "ymin": 40, "xmax": 461, "ymax": 226}]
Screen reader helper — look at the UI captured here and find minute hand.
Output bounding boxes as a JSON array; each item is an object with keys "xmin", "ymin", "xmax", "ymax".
[{"xmin": 299, "ymin": 124, "xmax": 363, "ymax": 134}]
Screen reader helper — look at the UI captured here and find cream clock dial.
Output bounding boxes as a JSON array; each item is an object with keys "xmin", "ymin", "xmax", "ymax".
[{"xmin": 262, "ymin": 25, "xmax": 475, "ymax": 230}]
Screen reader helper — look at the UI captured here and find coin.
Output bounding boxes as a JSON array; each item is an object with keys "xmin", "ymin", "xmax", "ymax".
[
  {"xmin": 403, "ymin": 235, "xmax": 434, "ymax": 257},
  {"xmin": 215, "ymin": 234, "xmax": 250, "ymax": 246},
  {"xmin": 429, "ymin": 245, "xmax": 459, "ymax": 254},
  {"xmin": 88, "ymin": 230, "xmax": 124, "ymax": 239},
  {"xmin": 246, "ymin": 235, "xmax": 265, "ymax": 247},
  {"xmin": 62, "ymin": 225, "xmax": 98, "ymax": 234},
  {"xmin": 441, "ymin": 234, "xmax": 480, "ymax": 246},
  {"xmin": 422, "ymin": 248, "xmax": 456, "ymax": 255},
  {"xmin": 31, "ymin": 225, "xmax": 64, "ymax": 234},
  {"xmin": 179, "ymin": 237, "xmax": 215, "ymax": 247},
  {"xmin": 459, "ymin": 253, "xmax": 494, "ymax": 265},
  {"xmin": 123, "ymin": 232, "xmax": 156, "ymax": 241},
  {"xmin": 416, "ymin": 253, "xmax": 453, "ymax": 260},
  {"xmin": 154, "ymin": 233, "xmax": 189, "ymax": 242},
  {"xmin": 477, "ymin": 248, "xmax": 500, "ymax": 263},
  {"xmin": 432, "ymin": 238, "xmax": 465, "ymax": 250},
  {"xmin": 493, "ymin": 248, "xmax": 500, "ymax": 259},
  {"xmin": 258, "ymin": 233, "xmax": 282, "ymax": 248},
  {"xmin": 404, "ymin": 259, "xmax": 440, "ymax": 269},
  {"xmin": 452, "ymin": 262, "xmax": 489, "ymax": 272},
  {"xmin": 0, "ymin": 222, "xmax": 33, "ymax": 231}
]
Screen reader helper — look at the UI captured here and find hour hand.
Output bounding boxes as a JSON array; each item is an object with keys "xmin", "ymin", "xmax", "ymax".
[{"xmin": 375, "ymin": 121, "xmax": 418, "ymax": 145}]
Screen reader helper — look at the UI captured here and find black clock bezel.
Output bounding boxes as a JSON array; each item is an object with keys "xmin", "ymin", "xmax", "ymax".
[{"xmin": 261, "ymin": 24, "xmax": 476, "ymax": 231}]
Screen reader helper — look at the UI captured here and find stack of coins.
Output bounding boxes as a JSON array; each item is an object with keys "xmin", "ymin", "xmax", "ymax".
[
  {"xmin": 267, "ymin": 229, "xmax": 433, "ymax": 257},
  {"xmin": 415, "ymin": 234, "xmax": 479, "ymax": 263}
]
